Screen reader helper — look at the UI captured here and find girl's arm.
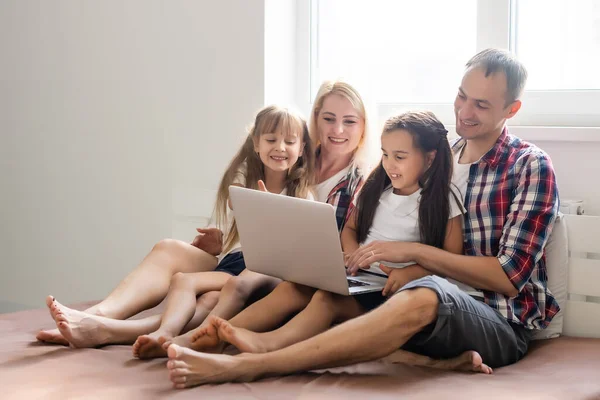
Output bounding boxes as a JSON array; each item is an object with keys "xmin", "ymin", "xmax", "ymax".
[{"xmin": 377, "ymin": 215, "xmax": 463, "ymax": 296}]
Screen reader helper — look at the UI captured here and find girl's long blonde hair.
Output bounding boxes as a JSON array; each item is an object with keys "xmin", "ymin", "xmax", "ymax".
[
  {"xmin": 212, "ymin": 105, "xmax": 315, "ymax": 254},
  {"xmin": 309, "ymin": 80, "xmax": 371, "ymax": 172}
]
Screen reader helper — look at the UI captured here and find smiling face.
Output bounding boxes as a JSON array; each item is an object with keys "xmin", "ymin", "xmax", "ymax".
[
  {"xmin": 453, "ymin": 67, "xmax": 520, "ymax": 141},
  {"xmin": 316, "ymin": 94, "xmax": 364, "ymax": 158},
  {"xmin": 381, "ymin": 129, "xmax": 433, "ymax": 196},
  {"xmin": 254, "ymin": 130, "xmax": 304, "ymax": 173}
]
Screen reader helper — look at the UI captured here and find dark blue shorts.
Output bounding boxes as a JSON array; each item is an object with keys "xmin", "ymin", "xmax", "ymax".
[{"xmin": 214, "ymin": 252, "xmax": 246, "ymax": 276}]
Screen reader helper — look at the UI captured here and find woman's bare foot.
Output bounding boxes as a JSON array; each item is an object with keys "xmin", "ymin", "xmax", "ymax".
[
  {"xmin": 384, "ymin": 349, "xmax": 492, "ymax": 374},
  {"xmin": 167, "ymin": 344, "xmax": 258, "ymax": 388},
  {"xmin": 186, "ymin": 317, "xmax": 225, "ymax": 353},
  {"xmin": 216, "ymin": 319, "xmax": 269, "ymax": 353},
  {"xmin": 36, "ymin": 328, "xmax": 69, "ymax": 346},
  {"xmin": 45, "ymin": 296, "xmax": 114, "ymax": 348},
  {"xmin": 132, "ymin": 332, "xmax": 169, "ymax": 359}
]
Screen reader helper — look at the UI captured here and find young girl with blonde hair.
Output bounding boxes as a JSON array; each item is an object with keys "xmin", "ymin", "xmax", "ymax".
[{"xmin": 44, "ymin": 105, "xmax": 314, "ymax": 358}]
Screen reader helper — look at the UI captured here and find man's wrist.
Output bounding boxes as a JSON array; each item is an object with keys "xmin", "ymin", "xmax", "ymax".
[{"xmin": 409, "ymin": 242, "xmax": 428, "ymax": 266}]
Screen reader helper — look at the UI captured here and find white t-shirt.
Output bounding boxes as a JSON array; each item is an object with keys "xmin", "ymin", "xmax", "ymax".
[
  {"xmin": 362, "ymin": 186, "xmax": 464, "ymax": 275},
  {"xmin": 447, "ymin": 150, "xmax": 478, "ymax": 293},
  {"xmin": 452, "ymin": 150, "xmax": 471, "ymax": 203},
  {"xmin": 314, "ymin": 165, "xmax": 351, "ymax": 203}
]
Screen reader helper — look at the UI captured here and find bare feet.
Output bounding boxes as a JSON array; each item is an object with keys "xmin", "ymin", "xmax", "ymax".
[
  {"xmin": 132, "ymin": 332, "xmax": 168, "ymax": 359},
  {"xmin": 384, "ymin": 349, "xmax": 492, "ymax": 374},
  {"xmin": 36, "ymin": 328, "xmax": 69, "ymax": 346},
  {"xmin": 167, "ymin": 344, "xmax": 257, "ymax": 388},
  {"xmin": 185, "ymin": 317, "xmax": 225, "ymax": 353},
  {"xmin": 159, "ymin": 331, "xmax": 194, "ymax": 352},
  {"xmin": 45, "ymin": 296, "xmax": 113, "ymax": 348},
  {"xmin": 216, "ymin": 319, "xmax": 269, "ymax": 353}
]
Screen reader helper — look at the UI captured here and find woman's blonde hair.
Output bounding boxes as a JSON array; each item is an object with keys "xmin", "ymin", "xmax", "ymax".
[
  {"xmin": 212, "ymin": 105, "xmax": 315, "ymax": 254},
  {"xmin": 309, "ymin": 80, "xmax": 371, "ymax": 171}
]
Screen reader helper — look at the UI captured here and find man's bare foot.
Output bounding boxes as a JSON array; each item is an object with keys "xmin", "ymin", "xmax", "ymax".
[
  {"xmin": 167, "ymin": 344, "xmax": 258, "ymax": 388},
  {"xmin": 384, "ymin": 349, "xmax": 492, "ymax": 374},
  {"xmin": 186, "ymin": 317, "xmax": 225, "ymax": 353},
  {"xmin": 36, "ymin": 328, "xmax": 69, "ymax": 346},
  {"xmin": 132, "ymin": 332, "xmax": 169, "ymax": 359},
  {"xmin": 45, "ymin": 296, "xmax": 113, "ymax": 348},
  {"xmin": 216, "ymin": 319, "xmax": 270, "ymax": 353}
]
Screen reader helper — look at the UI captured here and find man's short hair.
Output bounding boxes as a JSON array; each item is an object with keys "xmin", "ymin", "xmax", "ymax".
[{"xmin": 466, "ymin": 48, "xmax": 528, "ymax": 107}]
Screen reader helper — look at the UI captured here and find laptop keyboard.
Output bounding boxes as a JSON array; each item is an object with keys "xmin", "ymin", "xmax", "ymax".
[{"xmin": 347, "ymin": 278, "xmax": 371, "ymax": 287}]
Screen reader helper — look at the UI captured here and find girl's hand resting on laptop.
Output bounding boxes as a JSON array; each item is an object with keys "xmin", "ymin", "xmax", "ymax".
[{"xmin": 346, "ymin": 240, "xmax": 416, "ymax": 275}]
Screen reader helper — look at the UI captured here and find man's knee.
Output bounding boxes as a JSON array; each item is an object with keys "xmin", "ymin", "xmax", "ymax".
[{"xmin": 387, "ymin": 287, "xmax": 438, "ymax": 331}]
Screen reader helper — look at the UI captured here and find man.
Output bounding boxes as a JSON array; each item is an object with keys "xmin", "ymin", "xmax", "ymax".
[{"xmin": 164, "ymin": 48, "xmax": 560, "ymax": 388}]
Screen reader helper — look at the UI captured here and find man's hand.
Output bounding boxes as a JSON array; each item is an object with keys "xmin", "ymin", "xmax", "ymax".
[
  {"xmin": 380, "ymin": 264, "xmax": 413, "ymax": 297},
  {"xmin": 346, "ymin": 241, "xmax": 417, "ymax": 275},
  {"xmin": 191, "ymin": 228, "xmax": 223, "ymax": 256}
]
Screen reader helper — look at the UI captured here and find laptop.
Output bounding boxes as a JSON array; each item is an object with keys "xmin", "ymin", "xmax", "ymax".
[{"xmin": 228, "ymin": 185, "xmax": 386, "ymax": 295}]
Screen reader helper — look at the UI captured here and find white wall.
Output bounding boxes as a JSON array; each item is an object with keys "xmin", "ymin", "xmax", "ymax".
[
  {"xmin": 0, "ymin": 0, "xmax": 267, "ymax": 313},
  {"xmin": 530, "ymin": 141, "xmax": 600, "ymax": 216}
]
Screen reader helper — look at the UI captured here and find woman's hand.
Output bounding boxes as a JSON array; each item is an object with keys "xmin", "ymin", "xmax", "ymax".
[
  {"xmin": 346, "ymin": 241, "xmax": 417, "ymax": 275},
  {"xmin": 191, "ymin": 228, "xmax": 223, "ymax": 256}
]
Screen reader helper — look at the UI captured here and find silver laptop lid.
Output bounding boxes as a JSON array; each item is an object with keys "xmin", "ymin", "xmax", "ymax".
[{"xmin": 228, "ymin": 185, "xmax": 352, "ymax": 295}]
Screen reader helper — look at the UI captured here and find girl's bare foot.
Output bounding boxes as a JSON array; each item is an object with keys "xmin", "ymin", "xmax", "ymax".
[
  {"xmin": 36, "ymin": 328, "xmax": 69, "ymax": 346},
  {"xmin": 167, "ymin": 344, "xmax": 258, "ymax": 388},
  {"xmin": 186, "ymin": 317, "xmax": 225, "ymax": 352},
  {"xmin": 216, "ymin": 319, "xmax": 270, "ymax": 353},
  {"xmin": 45, "ymin": 296, "xmax": 114, "ymax": 348},
  {"xmin": 132, "ymin": 332, "xmax": 169, "ymax": 359}
]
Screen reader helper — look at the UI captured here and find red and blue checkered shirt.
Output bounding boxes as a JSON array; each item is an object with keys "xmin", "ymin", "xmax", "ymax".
[
  {"xmin": 453, "ymin": 129, "xmax": 560, "ymax": 330},
  {"xmin": 325, "ymin": 165, "xmax": 365, "ymax": 233}
]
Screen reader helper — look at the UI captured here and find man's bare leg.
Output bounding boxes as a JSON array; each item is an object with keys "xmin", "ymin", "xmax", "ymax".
[
  {"xmin": 45, "ymin": 294, "xmax": 220, "ymax": 349},
  {"xmin": 382, "ymin": 349, "xmax": 492, "ymax": 374},
  {"xmin": 217, "ymin": 290, "xmax": 363, "ymax": 353},
  {"xmin": 162, "ymin": 270, "xmax": 282, "ymax": 351},
  {"xmin": 38, "ymin": 239, "xmax": 217, "ymax": 345},
  {"xmin": 166, "ymin": 287, "xmax": 440, "ymax": 388},
  {"xmin": 132, "ymin": 272, "xmax": 231, "ymax": 359}
]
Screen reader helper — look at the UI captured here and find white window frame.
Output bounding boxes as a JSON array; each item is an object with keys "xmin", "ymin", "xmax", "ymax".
[{"xmin": 296, "ymin": 0, "xmax": 600, "ymax": 142}]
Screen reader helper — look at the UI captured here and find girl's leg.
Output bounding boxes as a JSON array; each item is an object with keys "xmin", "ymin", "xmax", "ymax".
[
  {"xmin": 133, "ymin": 272, "xmax": 231, "ymax": 359},
  {"xmin": 228, "ymin": 281, "xmax": 315, "ymax": 332},
  {"xmin": 38, "ymin": 239, "xmax": 217, "ymax": 345},
  {"xmin": 164, "ymin": 270, "xmax": 281, "ymax": 351},
  {"xmin": 46, "ymin": 293, "xmax": 217, "ymax": 348},
  {"xmin": 216, "ymin": 290, "xmax": 365, "ymax": 353}
]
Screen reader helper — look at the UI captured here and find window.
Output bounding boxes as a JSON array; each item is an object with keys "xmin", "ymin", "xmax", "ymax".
[{"xmin": 299, "ymin": 0, "xmax": 600, "ymax": 130}]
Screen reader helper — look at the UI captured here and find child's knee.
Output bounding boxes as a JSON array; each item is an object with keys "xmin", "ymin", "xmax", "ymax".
[
  {"xmin": 169, "ymin": 271, "xmax": 189, "ymax": 290},
  {"xmin": 197, "ymin": 291, "xmax": 220, "ymax": 310},
  {"xmin": 224, "ymin": 276, "xmax": 254, "ymax": 301}
]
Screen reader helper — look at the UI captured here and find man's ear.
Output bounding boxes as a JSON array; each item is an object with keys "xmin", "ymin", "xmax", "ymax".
[{"xmin": 506, "ymin": 100, "xmax": 522, "ymax": 120}]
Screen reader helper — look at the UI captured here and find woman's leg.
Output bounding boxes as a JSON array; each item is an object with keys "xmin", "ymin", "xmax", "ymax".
[
  {"xmin": 216, "ymin": 290, "xmax": 364, "ymax": 353},
  {"xmin": 132, "ymin": 272, "xmax": 231, "ymax": 359},
  {"xmin": 86, "ymin": 239, "xmax": 218, "ymax": 319},
  {"xmin": 163, "ymin": 270, "xmax": 281, "ymax": 351},
  {"xmin": 46, "ymin": 292, "xmax": 219, "ymax": 348},
  {"xmin": 38, "ymin": 239, "xmax": 217, "ymax": 345}
]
